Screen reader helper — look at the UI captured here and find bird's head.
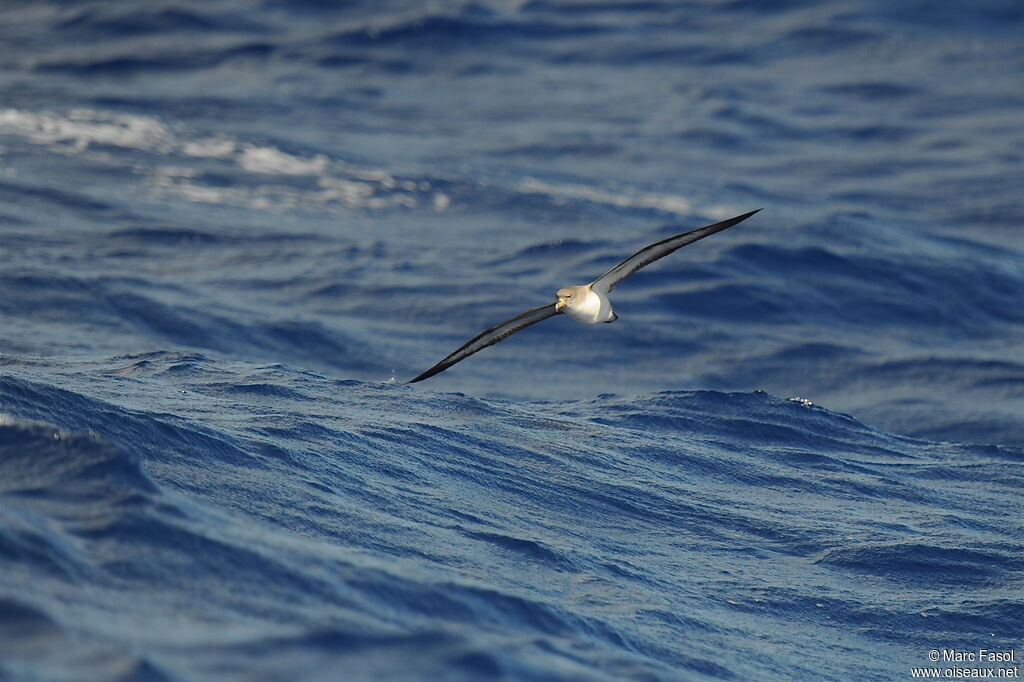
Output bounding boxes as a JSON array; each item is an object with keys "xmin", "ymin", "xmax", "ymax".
[{"xmin": 555, "ymin": 286, "xmax": 585, "ymax": 311}]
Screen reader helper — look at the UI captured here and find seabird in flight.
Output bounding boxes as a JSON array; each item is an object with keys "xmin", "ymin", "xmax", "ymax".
[{"xmin": 408, "ymin": 209, "xmax": 761, "ymax": 383}]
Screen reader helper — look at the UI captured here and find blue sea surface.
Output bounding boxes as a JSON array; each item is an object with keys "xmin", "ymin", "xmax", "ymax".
[{"xmin": 1, "ymin": 1, "xmax": 1022, "ymax": 680}]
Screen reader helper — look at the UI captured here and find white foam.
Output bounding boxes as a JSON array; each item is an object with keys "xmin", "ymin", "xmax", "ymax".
[
  {"xmin": 237, "ymin": 145, "xmax": 329, "ymax": 176},
  {"xmin": 432, "ymin": 192, "xmax": 450, "ymax": 212},
  {"xmin": 1, "ymin": 108, "xmax": 426, "ymax": 212},
  {"xmin": 0, "ymin": 108, "xmax": 174, "ymax": 153},
  {"xmin": 518, "ymin": 177, "xmax": 696, "ymax": 216},
  {"xmin": 317, "ymin": 176, "xmax": 376, "ymax": 206},
  {"xmin": 2, "ymin": 108, "xmax": 722, "ymax": 219},
  {"xmin": 182, "ymin": 137, "xmax": 236, "ymax": 159}
]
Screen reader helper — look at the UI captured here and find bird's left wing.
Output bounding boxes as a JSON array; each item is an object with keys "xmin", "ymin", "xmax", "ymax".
[
  {"xmin": 407, "ymin": 303, "xmax": 561, "ymax": 383},
  {"xmin": 590, "ymin": 209, "xmax": 761, "ymax": 294}
]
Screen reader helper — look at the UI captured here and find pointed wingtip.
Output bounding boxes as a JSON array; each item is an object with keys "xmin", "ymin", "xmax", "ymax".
[
  {"xmin": 727, "ymin": 207, "xmax": 763, "ymax": 225},
  {"xmin": 712, "ymin": 207, "xmax": 762, "ymax": 230}
]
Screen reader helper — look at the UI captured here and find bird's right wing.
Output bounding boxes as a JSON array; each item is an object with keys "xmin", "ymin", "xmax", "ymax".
[
  {"xmin": 407, "ymin": 303, "xmax": 561, "ymax": 383},
  {"xmin": 590, "ymin": 209, "xmax": 761, "ymax": 294}
]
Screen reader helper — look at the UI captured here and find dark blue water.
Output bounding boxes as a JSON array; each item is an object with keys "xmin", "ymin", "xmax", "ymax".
[{"xmin": 2, "ymin": 2, "xmax": 1022, "ymax": 680}]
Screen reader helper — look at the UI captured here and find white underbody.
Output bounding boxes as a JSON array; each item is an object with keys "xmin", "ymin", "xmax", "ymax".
[{"xmin": 563, "ymin": 286, "xmax": 616, "ymax": 324}]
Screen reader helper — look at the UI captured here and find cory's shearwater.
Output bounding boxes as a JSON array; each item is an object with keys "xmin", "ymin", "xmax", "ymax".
[{"xmin": 408, "ymin": 209, "xmax": 761, "ymax": 383}]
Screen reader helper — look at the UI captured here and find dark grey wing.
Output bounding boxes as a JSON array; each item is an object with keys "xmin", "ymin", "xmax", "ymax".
[
  {"xmin": 590, "ymin": 209, "xmax": 761, "ymax": 294},
  {"xmin": 407, "ymin": 303, "xmax": 561, "ymax": 383}
]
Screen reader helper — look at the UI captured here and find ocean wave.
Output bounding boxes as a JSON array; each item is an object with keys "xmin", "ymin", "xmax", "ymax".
[{"xmin": 1, "ymin": 371, "xmax": 1020, "ymax": 680}]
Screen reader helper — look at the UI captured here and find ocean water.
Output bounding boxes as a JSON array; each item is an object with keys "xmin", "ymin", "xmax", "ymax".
[{"xmin": 1, "ymin": 1, "xmax": 1022, "ymax": 680}]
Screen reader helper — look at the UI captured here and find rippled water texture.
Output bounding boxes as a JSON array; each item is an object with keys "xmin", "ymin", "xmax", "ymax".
[{"xmin": 1, "ymin": 2, "xmax": 1022, "ymax": 680}]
